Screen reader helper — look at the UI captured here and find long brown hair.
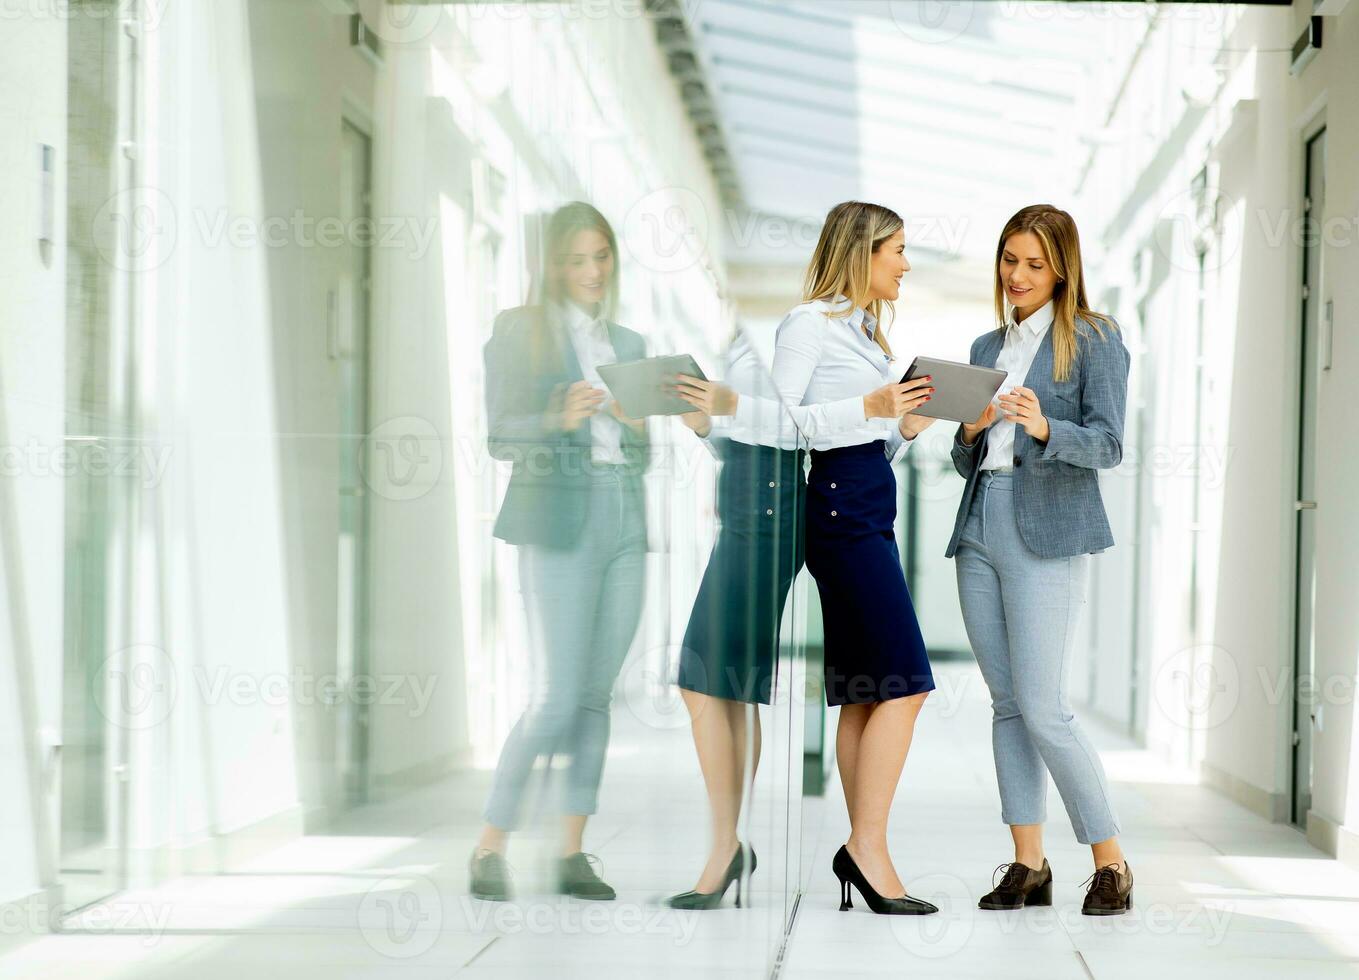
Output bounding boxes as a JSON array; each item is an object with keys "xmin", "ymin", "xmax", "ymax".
[
  {"xmin": 535, "ymin": 201, "xmax": 620, "ymax": 315},
  {"xmin": 993, "ymin": 204, "xmax": 1115, "ymax": 382},
  {"xmin": 803, "ymin": 201, "xmax": 903, "ymax": 358},
  {"xmin": 527, "ymin": 201, "xmax": 620, "ymax": 371}
]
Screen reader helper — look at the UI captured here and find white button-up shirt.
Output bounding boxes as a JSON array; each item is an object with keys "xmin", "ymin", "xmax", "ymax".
[
  {"xmin": 702, "ymin": 330, "xmax": 803, "ymax": 452},
  {"xmin": 732, "ymin": 296, "xmax": 913, "ymax": 460},
  {"xmin": 558, "ymin": 299, "xmax": 625, "ymax": 465},
  {"xmin": 981, "ymin": 299, "xmax": 1054, "ymax": 472}
]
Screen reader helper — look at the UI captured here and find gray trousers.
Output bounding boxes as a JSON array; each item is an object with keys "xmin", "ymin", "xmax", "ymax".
[
  {"xmin": 483, "ymin": 470, "xmax": 646, "ymax": 831},
  {"xmin": 954, "ymin": 470, "xmax": 1121, "ymax": 845}
]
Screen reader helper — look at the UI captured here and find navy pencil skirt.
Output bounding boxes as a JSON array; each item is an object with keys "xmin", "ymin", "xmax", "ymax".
[
  {"xmin": 678, "ymin": 440, "xmax": 806, "ymax": 704},
  {"xmin": 805, "ymin": 441, "xmax": 935, "ymax": 706}
]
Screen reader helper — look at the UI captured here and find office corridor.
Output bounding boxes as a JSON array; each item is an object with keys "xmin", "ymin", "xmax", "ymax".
[
  {"xmin": 5, "ymin": 2, "xmax": 1359, "ymax": 977},
  {"xmin": 5, "ymin": 661, "xmax": 1355, "ymax": 979}
]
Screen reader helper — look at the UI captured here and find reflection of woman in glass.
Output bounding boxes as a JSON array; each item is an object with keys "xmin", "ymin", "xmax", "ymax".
[
  {"xmin": 470, "ymin": 202, "xmax": 647, "ymax": 902},
  {"xmin": 668, "ymin": 203, "xmax": 937, "ymax": 914},
  {"xmin": 660, "ymin": 330, "xmax": 805, "ymax": 910}
]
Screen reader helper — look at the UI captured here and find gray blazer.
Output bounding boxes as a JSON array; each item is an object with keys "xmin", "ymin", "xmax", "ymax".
[
  {"xmin": 484, "ymin": 304, "xmax": 649, "ymax": 548},
  {"xmin": 945, "ymin": 315, "xmax": 1130, "ymax": 560}
]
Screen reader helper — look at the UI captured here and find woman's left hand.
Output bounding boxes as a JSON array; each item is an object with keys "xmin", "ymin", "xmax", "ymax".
[
  {"xmin": 997, "ymin": 386, "xmax": 1050, "ymax": 443},
  {"xmin": 608, "ymin": 399, "xmax": 645, "ymax": 433},
  {"xmin": 899, "ymin": 414, "xmax": 936, "ymax": 439},
  {"xmin": 673, "ymin": 375, "xmax": 739, "ymax": 417}
]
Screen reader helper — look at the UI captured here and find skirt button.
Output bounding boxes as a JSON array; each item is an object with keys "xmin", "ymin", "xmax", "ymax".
[
  {"xmin": 768, "ymin": 481, "xmax": 776, "ymax": 488},
  {"xmin": 830, "ymin": 510, "xmax": 838, "ymax": 517},
  {"xmin": 830, "ymin": 482, "xmax": 837, "ymax": 489},
  {"xmin": 766, "ymin": 508, "xmax": 774, "ymax": 516}
]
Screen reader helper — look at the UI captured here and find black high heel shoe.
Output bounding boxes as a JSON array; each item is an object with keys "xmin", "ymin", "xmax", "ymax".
[
  {"xmin": 666, "ymin": 842, "xmax": 757, "ymax": 910},
  {"xmin": 833, "ymin": 845, "xmax": 937, "ymax": 915}
]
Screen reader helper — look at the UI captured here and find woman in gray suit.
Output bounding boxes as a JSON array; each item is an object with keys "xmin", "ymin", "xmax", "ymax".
[
  {"xmin": 948, "ymin": 204, "xmax": 1135, "ymax": 916},
  {"xmin": 470, "ymin": 202, "xmax": 648, "ymax": 902}
]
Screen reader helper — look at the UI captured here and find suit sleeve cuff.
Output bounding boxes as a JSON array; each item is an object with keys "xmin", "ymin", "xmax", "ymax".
[{"xmin": 1039, "ymin": 417, "xmax": 1066, "ymax": 460}]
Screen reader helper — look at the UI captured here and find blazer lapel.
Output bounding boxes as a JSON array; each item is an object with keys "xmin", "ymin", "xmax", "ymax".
[
  {"xmin": 605, "ymin": 321, "xmax": 630, "ymax": 361},
  {"xmin": 978, "ymin": 329, "xmax": 1006, "ymax": 369},
  {"xmin": 555, "ymin": 316, "xmax": 584, "ymax": 381},
  {"xmin": 1021, "ymin": 326, "xmax": 1055, "ymax": 391}
]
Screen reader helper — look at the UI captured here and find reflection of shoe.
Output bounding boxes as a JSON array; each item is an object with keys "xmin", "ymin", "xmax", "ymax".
[
  {"xmin": 978, "ymin": 859, "xmax": 1053, "ymax": 910},
  {"xmin": 665, "ymin": 842, "xmax": 757, "ymax": 910},
  {"xmin": 469, "ymin": 847, "xmax": 513, "ymax": 901},
  {"xmin": 1081, "ymin": 861, "xmax": 1133, "ymax": 915},
  {"xmin": 558, "ymin": 851, "xmax": 616, "ymax": 900},
  {"xmin": 833, "ymin": 845, "xmax": 938, "ymax": 915}
]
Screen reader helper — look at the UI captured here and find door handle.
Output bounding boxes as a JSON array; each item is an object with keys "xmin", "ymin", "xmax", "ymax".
[{"xmin": 1295, "ymin": 500, "xmax": 1317, "ymax": 510}]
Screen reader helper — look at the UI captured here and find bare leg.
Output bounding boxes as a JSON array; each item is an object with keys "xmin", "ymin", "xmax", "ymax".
[
  {"xmin": 835, "ymin": 703, "xmax": 872, "ymax": 818},
  {"xmin": 731, "ymin": 699, "xmax": 762, "ymax": 811},
  {"xmin": 476, "ymin": 824, "xmax": 509, "ymax": 856},
  {"xmin": 1010, "ymin": 823, "xmax": 1044, "ymax": 868},
  {"xmin": 843, "ymin": 693, "xmax": 929, "ymax": 897},
  {"xmin": 561, "ymin": 814, "xmax": 587, "ymax": 856},
  {"xmin": 683, "ymin": 689, "xmax": 761, "ymax": 891},
  {"xmin": 1091, "ymin": 835, "xmax": 1127, "ymax": 874}
]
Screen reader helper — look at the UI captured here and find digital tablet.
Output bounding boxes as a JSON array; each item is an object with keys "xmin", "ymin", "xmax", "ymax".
[
  {"xmin": 598, "ymin": 354, "xmax": 709, "ymax": 418},
  {"xmin": 901, "ymin": 356, "xmax": 1009, "ymax": 424}
]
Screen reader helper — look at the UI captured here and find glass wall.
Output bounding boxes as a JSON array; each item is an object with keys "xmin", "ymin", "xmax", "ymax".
[{"xmin": 0, "ymin": 1, "xmax": 819, "ymax": 975}]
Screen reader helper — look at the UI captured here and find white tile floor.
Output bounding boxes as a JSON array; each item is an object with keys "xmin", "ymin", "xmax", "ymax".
[
  {"xmin": 6, "ymin": 661, "xmax": 1359, "ymax": 979},
  {"xmin": 783, "ymin": 661, "xmax": 1359, "ymax": 979}
]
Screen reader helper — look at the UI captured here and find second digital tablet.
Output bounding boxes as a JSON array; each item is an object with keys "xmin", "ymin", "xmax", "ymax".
[
  {"xmin": 598, "ymin": 354, "xmax": 709, "ymax": 418},
  {"xmin": 901, "ymin": 356, "xmax": 1008, "ymax": 424}
]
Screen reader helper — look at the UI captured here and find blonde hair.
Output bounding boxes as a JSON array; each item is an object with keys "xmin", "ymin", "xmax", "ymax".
[
  {"xmin": 993, "ymin": 204, "xmax": 1116, "ymax": 382},
  {"xmin": 803, "ymin": 201, "xmax": 903, "ymax": 358}
]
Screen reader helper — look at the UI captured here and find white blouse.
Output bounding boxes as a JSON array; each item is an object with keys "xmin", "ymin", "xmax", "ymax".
[
  {"xmin": 701, "ymin": 330, "xmax": 803, "ymax": 452},
  {"xmin": 558, "ymin": 299, "xmax": 625, "ymax": 465},
  {"xmin": 732, "ymin": 296, "xmax": 913, "ymax": 460},
  {"xmin": 981, "ymin": 299, "xmax": 1054, "ymax": 471}
]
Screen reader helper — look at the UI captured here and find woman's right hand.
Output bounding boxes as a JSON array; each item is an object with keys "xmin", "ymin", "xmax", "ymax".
[
  {"xmin": 673, "ymin": 375, "xmax": 739, "ymax": 416},
  {"xmin": 679, "ymin": 411, "xmax": 712, "ymax": 438},
  {"xmin": 960, "ymin": 403, "xmax": 998, "ymax": 445},
  {"xmin": 863, "ymin": 375, "xmax": 934, "ymax": 419},
  {"xmin": 548, "ymin": 380, "xmax": 606, "ymax": 433}
]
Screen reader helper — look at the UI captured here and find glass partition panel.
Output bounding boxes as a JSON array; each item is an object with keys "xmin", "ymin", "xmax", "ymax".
[{"xmin": 12, "ymin": 3, "xmax": 817, "ymax": 976}]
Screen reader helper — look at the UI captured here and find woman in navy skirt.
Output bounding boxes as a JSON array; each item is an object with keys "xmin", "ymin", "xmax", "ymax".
[
  {"xmin": 658, "ymin": 331, "xmax": 809, "ymax": 909},
  {"xmin": 689, "ymin": 201, "xmax": 943, "ymax": 915}
]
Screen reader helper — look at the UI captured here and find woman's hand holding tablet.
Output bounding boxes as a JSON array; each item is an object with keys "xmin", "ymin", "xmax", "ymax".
[
  {"xmin": 864, "ymin": 375, "xmax": 934, "ymax": 419},
  {"xmin": 598, "ymin": 354, "xmax": 710, "ymax": 418},
  {"xmin": 672, "ymin": 374, "xmax": 738, "ymax": 417},
  {"xmin": 900, "ymin": 356, "xmax": 1009, "ymax": 424}
]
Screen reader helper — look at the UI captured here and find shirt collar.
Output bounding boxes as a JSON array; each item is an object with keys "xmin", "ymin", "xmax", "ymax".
[
  {"xmin": 558, "ymin": 299, "xmax": 607, "ymax": 339},
  {"xmin": 831, "ymin": 293, "xmax": 877, "ymax": 338},
  {"xmin": 1005, "ymin": 299, "xmax": 1054, "ymax": 339}
]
